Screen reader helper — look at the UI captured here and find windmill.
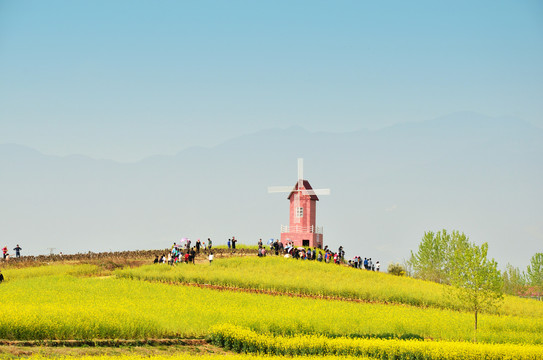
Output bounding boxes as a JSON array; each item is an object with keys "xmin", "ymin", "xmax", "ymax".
[
  {"xmin": 268, "ymin": 159, "xmax": 330, "ymax": 222},
  {"xmin": 268, "ymin": 158, "xmax": 330, "ymax": 248}
]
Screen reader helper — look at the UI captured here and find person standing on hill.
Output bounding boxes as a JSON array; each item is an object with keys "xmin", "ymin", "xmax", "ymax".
[
  {"xmin": 207, "ymin": 238, "xmax": 212, "ymax": 250},
  {"xmin": 227, "ymin": 239, "xmax": 231, "ymax": 249},
  {"xmin": 2, "ymin": 246, "xmax": 7, "ymax": 260},
  {"xmin": 232, "ymin": 236, "xmax": 237, "ymax": 249},
  {"xmin": 196, "ymin": 239, "xmax": 201, "ymax": 253},
  {"xmin": 190, "ymin": 248, "xmax": 196, "ymax": 264},
  {"xmin": 13, "ymin": 245, "xmax": 22, "ymax": 258}
]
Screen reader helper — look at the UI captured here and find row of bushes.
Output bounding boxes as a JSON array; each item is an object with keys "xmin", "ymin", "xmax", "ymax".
[{"xmin": 209, "ymin": 324, "xmax": 543, "ymax": 360}]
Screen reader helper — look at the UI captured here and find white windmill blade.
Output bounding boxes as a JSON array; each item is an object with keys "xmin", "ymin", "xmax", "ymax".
[
  {"xmin": 268, "ymin": 186, "xmax": 297, "ymax": 193},
  {"xmin": 295, "ymin": 158, "xmax": 304, "ymax": 223},
  {"xmin": 303, "ymin": 188, "xmax": 331, "ymax": 196}
]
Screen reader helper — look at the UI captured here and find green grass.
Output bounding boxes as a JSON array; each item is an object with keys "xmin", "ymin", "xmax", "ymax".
[
  {"xmin": 117, "ymin": 256, "xmax": 543, "ymax": 318},
  {"xmin": 1, "ymin": 264, "xmax": 542, "ymax": 344}
]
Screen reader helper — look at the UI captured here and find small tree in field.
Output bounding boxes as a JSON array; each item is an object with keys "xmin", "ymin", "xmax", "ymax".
[
  {"xmin": 449, "ymin": 242, "xmax": 503, "ymax": 332},
  {"xmin": 526, "ymin": 253, "xmax": 543, "ymax": 288}
]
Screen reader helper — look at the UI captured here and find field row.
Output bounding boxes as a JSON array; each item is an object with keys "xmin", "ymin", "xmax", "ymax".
[
  {"xmin": 9, "ymin": 355, "xmax": 372, "ymax": 360},
  {"xmin": 0, "ymin": 265, "xmax": 542, "ymax": 344},
  {"xmin": 117, "ymin": 256, "xmax": 543, "ymax": 318},
  {"xmin": 209, "ymin": 324, "xmax": 543, "ymax": 360}
]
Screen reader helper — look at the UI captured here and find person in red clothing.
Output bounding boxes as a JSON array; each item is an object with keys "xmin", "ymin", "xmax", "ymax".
[{"xmin": 2, "ymin": 246, "xmax": 7, "ymax": 260}]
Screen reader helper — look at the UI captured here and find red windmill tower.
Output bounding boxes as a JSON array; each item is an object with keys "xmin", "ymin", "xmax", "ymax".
[{"xmin": 268, "ymin": 158, "xmax": 330, "ymax": 248}]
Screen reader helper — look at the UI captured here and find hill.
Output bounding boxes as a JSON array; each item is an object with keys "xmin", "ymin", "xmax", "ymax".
[
  {"xmin": 1, "ymin": 112, "xmax": 542, "ymax": 269},
  {"xmin": 1, "ymin": 253, "xmax": 542, "ymax": 359}
]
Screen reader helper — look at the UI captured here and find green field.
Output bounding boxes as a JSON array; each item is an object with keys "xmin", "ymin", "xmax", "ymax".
[
  {"xmin": 118, "ymin": 256, "xmax": 543, "ymax": 317},
  {"xmin": 1, "ymin": 256, "xmax": 542, "ymax": 359}
]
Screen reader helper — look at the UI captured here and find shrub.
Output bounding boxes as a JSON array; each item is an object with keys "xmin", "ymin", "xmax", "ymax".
[{"xmin": 388, "ymin": 263, "xmax": 406, "ymax": 276}]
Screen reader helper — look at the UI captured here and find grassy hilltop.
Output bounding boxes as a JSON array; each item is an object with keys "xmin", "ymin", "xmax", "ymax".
[{"xmin": 0, "ymin": 252, "xmax": 542, "ymax": 359}]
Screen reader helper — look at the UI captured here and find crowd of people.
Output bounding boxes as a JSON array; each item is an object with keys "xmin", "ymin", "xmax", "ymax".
[
  {"xmin": 349, "ymin": 256, "xmax": 380, "ymax": 271},
  {"xmin": 257, "ymin": 238, "xmax": 282, "ymax": 256},
  {"xmin": 2, "ymin": 244, "xmax": 22, "ymax": 261},
  {"xmin": 154, "ymin": 238, "xmax": 215, "ymax": 265},
  {"xmin": 1, "ymin": 244, "xmax": 22, "ymax": 284},
  {"xmin": 152, "ymin": 237, "xmax": 380, "ymax": 271},
  {"xmin": 256, "ymin": 240, "xmax": 380, "ymax": 271}
]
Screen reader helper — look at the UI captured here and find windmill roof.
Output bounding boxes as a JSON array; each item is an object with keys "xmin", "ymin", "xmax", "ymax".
[{"xmin": 287, "ymin": 180, "xmax": 319, "ymax": 201}]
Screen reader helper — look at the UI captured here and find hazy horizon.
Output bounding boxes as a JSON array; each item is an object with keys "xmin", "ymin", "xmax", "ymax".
[{"xmin": 1, "ymin": 1, "xmax": 542, "ymax": 270}]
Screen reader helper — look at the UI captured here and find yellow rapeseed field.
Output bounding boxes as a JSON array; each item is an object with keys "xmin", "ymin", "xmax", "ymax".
[
  {"xmin": 2, "ymin": 260, "xmax": 543, "ymax": 360},
  {"xmin": 27, "ymin": 355, "xmax": 372, "ymax": 360},
  {"xmin": 210, "ymin": 324, "xmax": 543, "ymax": 359},
  {"xmin": 1, "ymin": 264, "xmax": 542, "ymax": 345},
  {"xmin": 118, "ymin": 256, "xmax": 543, "ymax": 317}
]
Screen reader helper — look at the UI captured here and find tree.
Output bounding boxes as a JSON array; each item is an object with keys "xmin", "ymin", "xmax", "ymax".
[
  {"xmin": 502, "ymin": 263, "xmax": 526, "ymax": 296},
  {"xmin": 526, "ymin": 253, "xmax": 543, "ymax": 288},
  {"xmin": 449, "ymin": 242, "xmax": 503, "ymax": 332},
  {"xmin": 409, "ymin": 230, "xmax": 469, "ymax": 284}
]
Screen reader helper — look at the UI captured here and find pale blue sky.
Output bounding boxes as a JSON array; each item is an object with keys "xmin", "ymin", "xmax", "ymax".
[{"xmin": 1, "ymin": 0, "xmax": 542, "ymax": 161}]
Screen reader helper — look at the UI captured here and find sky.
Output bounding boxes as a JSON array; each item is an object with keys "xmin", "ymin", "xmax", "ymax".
[
  {"xmin": 1, "ymin": 0, "xmax": 542, "ymax": 162},
  {"xmin": 0, "ymin": 1, "xmax": 542, "ymax": 268}
]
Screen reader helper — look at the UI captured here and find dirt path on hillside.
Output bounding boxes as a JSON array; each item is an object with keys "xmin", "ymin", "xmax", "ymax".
[
  {"xmin": 0, "ymin": 339, "xmax": 230, "ymax": 358},
  {"xmin": 173, "ymin": 281, "xmax": 417, "ymax": 308}
]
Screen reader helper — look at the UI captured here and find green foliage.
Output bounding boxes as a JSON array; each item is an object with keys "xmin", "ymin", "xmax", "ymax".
[
  {"xmin": 526, "ymin": 253, "xmax": 543, "ymax": 287},
  {"xmin": 449, "ymin": 242, "xmax": 504, "ymax": 331},
  {"xmin": 502, "ymin": 263, "xmax": 526, "ymax": 295},
  {"xmin": 387, "ymin": 263, "xmax": 406, "ymax": 276},
  {"xmin": 409, "ymin": 230, "xmax": 469, "ymax": 284}
]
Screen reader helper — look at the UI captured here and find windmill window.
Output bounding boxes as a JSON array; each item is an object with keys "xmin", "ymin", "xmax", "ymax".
[{"xmin": 296, "ymin": 207, "xmax": 303, "ymax": 217}]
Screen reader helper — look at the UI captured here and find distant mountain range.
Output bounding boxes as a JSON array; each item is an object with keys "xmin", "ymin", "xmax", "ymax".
[{"xmin": 1, "ymin": 112, "xmax": 542, "ymax": 269}]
